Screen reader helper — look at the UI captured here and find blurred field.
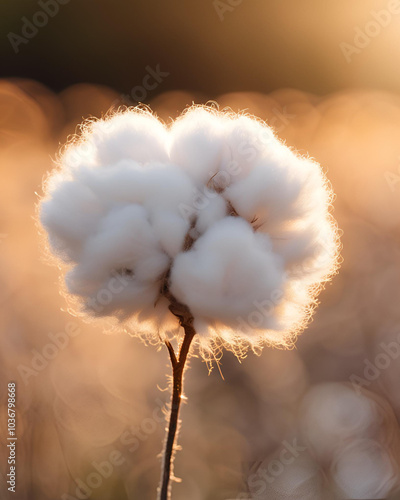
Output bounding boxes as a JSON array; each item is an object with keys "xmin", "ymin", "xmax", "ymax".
[{"xmin": 1, "ymin": 80, "xmax": 400, "ymax": 499}]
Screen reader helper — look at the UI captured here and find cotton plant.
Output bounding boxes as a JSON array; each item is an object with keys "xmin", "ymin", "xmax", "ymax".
[{"xmin": 39, "ymin": 106, "xmax": 340, "ymax": 499}]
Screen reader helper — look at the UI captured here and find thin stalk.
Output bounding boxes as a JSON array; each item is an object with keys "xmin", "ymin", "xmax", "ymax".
[{"xmin": 158, "ymin": 322, "xmax": 196, "ymax": 500}]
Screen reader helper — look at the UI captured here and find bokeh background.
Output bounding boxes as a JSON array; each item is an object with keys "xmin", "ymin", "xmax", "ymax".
[{"xmin": 2, "ymin": 1, "xmax": 400, "ymax": 499}]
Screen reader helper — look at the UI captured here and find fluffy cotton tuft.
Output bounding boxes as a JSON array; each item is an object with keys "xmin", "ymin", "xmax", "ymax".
[{"xmin": 40, "ymin": 106, "xmax": 340, "ymax": 356}]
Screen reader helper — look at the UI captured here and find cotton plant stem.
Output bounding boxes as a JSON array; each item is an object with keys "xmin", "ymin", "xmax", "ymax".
[{"xmin": 158, "ymin": 322, "xmax": 196, "ymax": 500}]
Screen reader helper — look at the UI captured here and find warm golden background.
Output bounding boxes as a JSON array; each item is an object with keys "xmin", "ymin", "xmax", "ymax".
[{"xmin": 2, "ymin": 0, "xmax": 400, "ymax": 499}]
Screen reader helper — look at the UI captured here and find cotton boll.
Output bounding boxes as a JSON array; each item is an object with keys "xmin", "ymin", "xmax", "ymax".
[
  {"xmin": 225, "ymin": 159, "xmax": 296, "ymax": 227},
  {"xmin": 272, "ymin": 225, "xmax": 321, "ymax": 270},
  {"xmin": 169, "ymin": 108, "xmax": 231, "ymax": 186},
  {"xmin": 141, "ymin": 164, "xmax": 196, "ymax": 214},
  {"xmin": 221, "ymin": 114, "xmax": 280, "ymax": 182},
  {"xmin": 224, "ymin": 150, "xmax": 336, "ymax": 283},
  {"xmin": 170, "ymin": 217, "xmax": 286, "ymax": 334},
  {"xmin": 72, "ymin": 161, "xmax": 151, "ymax": 206},
  {"xmin": 224, "ymin": 150, "xmax": 314, "ymax": 227},
  {"xmin": 73, "ymin": 161, "xmax": 195, "ymax": 215},
  {"xmin": 87, "ymin": 111, "xmax": 168, "ymax": 166},
  {"xmin": 40, "ymin": 106, "xmax": 339, "ymax": 351},
  {"xmin": 61, "ymin": 140, "xmax": 98, "ymax": 170},
  {"xmin": 74, "ymin": 266, "xmax": 160, "ymax": 320},
  {"xmin": 150, "ymin": 211, "xmax": 189, "ymax": 257},
  {"xmin": 65, "ymin": 203, "xmax": 170, "ymax": 319},
  {"xmin": 64, "ymin": 204, "xmax": 170, "ymax": 317},
  {"xmin": 78, "ymin": 204, "xmax": 170, "ymax": 284},
  {"xmin": 274, "ymin": 218, "xmax": 338, "ymax": 283},
  {"xmin": 66, "ymin": 264, "xmax": 163, "ymax": 319},
  {"xmin": 135, "ymin": 295, "xmax": 179, "ymax": 333},
  {"xmin": 141, "ymin": 165, "xmax": 196, "ymax": 254},
  {"xmin": 91, "ymin": 281, "xmax": 161, "ymax": 320},
  {"xmin": 40, "ymin": 180, "xmax": 104, "ymax": 262},
  {"xmin": 195, "ymin": 194, "xmax": 227, "ymax": 234},
  {"xmin": 299, "ymin": 223, "xmax": 339, "ymax": 282},
  {"xmin": 75, "ymin": 160, "xmax": 195, "ymax": 220}
]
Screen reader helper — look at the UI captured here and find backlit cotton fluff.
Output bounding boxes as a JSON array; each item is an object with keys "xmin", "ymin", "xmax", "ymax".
[{"xmin": 40, "ymin": 106, "xmax": 340, "ymax": 356}]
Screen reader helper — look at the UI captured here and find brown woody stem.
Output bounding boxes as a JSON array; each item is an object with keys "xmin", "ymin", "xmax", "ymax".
[{"xmin": 158, "ymin": 321, "xmax": 196, "ymax": 500}]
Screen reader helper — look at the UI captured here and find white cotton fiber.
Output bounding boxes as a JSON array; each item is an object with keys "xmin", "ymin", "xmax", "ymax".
[
  {"xmin": 222, "ymin": 115, "xmax": 278, "ymax": 180},
  {"xmin": 195, "ymin": 194, "xmax": 227, "ymax": 234},
  {"xmin": 89, "ymin": 111, "xmax": 168, "ymax": 166},
  {"xmin": 150, "ymin": 211, "xmax": 189, "ymax": 258},
  {"xmin": 81, "ymin": 205, "xmax": 169, "ymax": 282},
  {"xmin": 169, "ymin": 108, "xmax": 231, "ymax": 186},
  {"xmin": 40, "ymin": 180, "xmax": 104, "ymax": 261},
  {"xmin": 170, "ymin": 217, "xmax": 286, "ymax": 331},
  {"xmin": 40, "ymin": 106, "xmax": 339, "ymax": 352}
]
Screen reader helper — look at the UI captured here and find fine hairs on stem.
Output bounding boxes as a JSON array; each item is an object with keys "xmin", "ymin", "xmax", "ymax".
[{"xmin": 158, "ymin": 294, "xmax": 196, "ymax": 500}]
